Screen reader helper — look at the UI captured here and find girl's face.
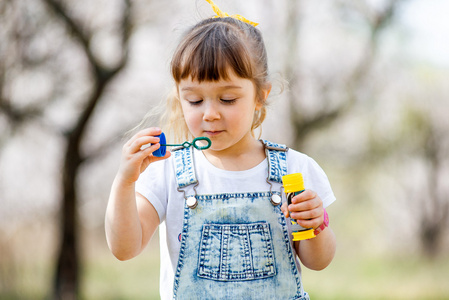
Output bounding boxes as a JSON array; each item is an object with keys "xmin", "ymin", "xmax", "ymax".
[{"xmin": 178, "ymin": 71, "xmax": 264, "ymax": 155}]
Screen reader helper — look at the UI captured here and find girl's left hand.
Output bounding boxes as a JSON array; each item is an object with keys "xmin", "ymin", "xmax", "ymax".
[{"xmin": 281, "ymin": 189, "xmax": 324, "ymax": 230}]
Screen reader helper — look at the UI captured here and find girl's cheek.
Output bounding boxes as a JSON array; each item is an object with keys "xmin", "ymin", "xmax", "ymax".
[{"xmin": 184, "ymin": 113, "xmax": 202, "ymax": 131}]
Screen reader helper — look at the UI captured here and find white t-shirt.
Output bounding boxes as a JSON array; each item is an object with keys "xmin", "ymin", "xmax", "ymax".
[{"xmin": 136, "ymin": 147, "xmax": 336, "ymax": 299}]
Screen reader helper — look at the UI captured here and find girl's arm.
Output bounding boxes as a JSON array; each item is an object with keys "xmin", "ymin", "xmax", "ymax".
[
  {"xmin": 105, "ymin": 127, "xmax": 170, "ymax": 261},
  {"xmin": 282, "ymin": 190, "xmax": 336, "ymax": 270},
  {"xmin": 295, "ymin": 223, "xmax": 336, "ymax": 270}
]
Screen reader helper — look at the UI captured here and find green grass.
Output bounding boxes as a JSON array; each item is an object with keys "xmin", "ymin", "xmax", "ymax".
[
  {"xmin": 303, "ymin": 253, "xmax": 449, "ymax": 299},
  {"xmin": 82, "ymin": 249, "xmax": 160, "ymax": 300},
  {"xmin": 81, "ymin": 246, "xmax": 449, "ymax": 300},
  {"xmin": 81, "ymin": 233, "xmax": 161, "ymax": 300},
  {"xmin": 2, "ymin": 230, "xmax": 449, "ymax": 299}
]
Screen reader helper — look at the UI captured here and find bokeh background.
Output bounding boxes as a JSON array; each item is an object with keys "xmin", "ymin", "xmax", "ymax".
[{"xmin": 1, "ymin": 0, "xmax": 448, "ymax": 299}]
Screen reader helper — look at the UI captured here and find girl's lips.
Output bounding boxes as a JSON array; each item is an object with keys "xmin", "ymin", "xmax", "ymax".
[{"xmin": 204, "ymin": 130, "xmax": 223, "ymax": 136}]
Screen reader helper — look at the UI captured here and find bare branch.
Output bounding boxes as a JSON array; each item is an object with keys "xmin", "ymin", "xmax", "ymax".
[
  {"xmin": 42, "ymin": 0, "xmax": 133, "ymax": 156},
  {"xmin": 287, "ymin": 0, "xmax": 408, "ymax": 149},
  {"xmin": 116, "ymin": 0, "xmax": 132, "ymax": 72},
  {"xmin": 43, "ymin": 0, "xmax": 96, "ymax": 69}
]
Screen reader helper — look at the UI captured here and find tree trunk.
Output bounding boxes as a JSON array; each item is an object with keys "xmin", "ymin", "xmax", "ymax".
[{"xmin": 52, "ymin": 136, "xmax": 82, "ymax": 300}]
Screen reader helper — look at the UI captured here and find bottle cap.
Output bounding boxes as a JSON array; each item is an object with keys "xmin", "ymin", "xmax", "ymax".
[
  {"xmin": 292, "ymin": 229, "xmax": 316, "ymax": 241},
  {"xmin": 152, "ymin": 132, "xmax": 166, "ymax": 157},
  {"xmin": 282, "ymin": 173, "xmax": 305, "ymax": 193}
]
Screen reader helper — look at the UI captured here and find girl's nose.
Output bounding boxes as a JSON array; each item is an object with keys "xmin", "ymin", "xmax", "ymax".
[{"xmin": 203, "ymin": 102, "xmax": 220, "ymax": 121}]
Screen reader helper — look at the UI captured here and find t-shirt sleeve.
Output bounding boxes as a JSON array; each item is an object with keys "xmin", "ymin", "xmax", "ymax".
[
  {"xmin": 288, "ymin": 150, "xmax": 336, "ymax": 208},
  {"xmin": 303, "ymin": 157, "xmax": 336, "ymax": 208},
  {"xmin": 135, "ymin": 160, "xmax": 168, "ymax": 223}
]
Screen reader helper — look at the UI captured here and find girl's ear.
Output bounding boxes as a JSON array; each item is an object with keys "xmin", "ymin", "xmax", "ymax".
[{"xmin": 256, "ymin": 83, "xmax": 272, "ymax": 110}]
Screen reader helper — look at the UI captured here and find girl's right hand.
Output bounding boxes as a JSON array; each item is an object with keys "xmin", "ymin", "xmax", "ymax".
[{"xmin": 116, "ymin": 127, "xmax": 171, "ymax": 186}]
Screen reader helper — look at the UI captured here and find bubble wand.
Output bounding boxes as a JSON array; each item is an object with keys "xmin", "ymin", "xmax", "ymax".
[{"xmin": 141, "ymin": 132, "xmax": 212, "ymax": 157}]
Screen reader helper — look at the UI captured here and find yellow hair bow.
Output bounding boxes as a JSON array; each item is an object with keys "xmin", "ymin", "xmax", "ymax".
[{"xmin": 205, "ymin": 0, "xmax": 259, "ymax": 27}]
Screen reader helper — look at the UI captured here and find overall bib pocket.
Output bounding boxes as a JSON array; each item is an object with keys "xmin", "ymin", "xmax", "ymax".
[{"xmin": 197, "ymin": 222, "xmax": 276, "ymax": 281}]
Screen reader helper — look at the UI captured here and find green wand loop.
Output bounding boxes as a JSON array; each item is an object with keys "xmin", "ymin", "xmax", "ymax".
[
  {"xmin": 162, "ymin": 136, "xmax": 212, "ymax": 151},
  {"xmin": 142, "ymin": 132, "xmax": 212, "ymax": 157}
]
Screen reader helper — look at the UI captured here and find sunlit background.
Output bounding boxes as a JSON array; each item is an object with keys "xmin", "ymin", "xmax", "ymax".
[{"xmin": 1, "ymin": 0, "xmax": 448, "ymax": 299}]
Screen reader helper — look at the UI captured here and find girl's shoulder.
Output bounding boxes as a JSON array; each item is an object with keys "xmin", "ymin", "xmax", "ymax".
[
  {"xmin": 260, "ymin": 139, "xmax": 314, "ymax": 170},
  {"xmin": 286, "ymin": 148, "xmax": 325, "ymax": 174},
  {"xmin": 286, "ymin": 147, "xmax": 310, "ymax": 161}
]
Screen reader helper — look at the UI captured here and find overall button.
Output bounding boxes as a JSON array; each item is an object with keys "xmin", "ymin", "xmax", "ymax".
[
  {"xmin": 270, "ymin": 194, "xmax": 282, "ymax": 206},
  {"xmin": 186, "ymin": 196, "xmax": 198, "ymax": 209}
]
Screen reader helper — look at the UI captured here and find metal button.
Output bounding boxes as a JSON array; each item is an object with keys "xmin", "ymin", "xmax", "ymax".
[
  {"xmin": 270, "ymin": 194, "xmax": 282, "ymax": 206},
  {"xmin": 186, "ymin": 196, "xmax": 198, "ymax": 209}
]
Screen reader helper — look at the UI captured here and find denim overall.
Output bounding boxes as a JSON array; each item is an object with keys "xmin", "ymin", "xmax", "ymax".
[{"xmin": 172, "ymin": 140, "xmax": 309, "ymax": 299}]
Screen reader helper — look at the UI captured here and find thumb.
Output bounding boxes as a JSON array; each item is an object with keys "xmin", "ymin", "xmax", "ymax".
[{"xmin": 281, "ymin": 202, "xmax": 289, "ymax": 218}]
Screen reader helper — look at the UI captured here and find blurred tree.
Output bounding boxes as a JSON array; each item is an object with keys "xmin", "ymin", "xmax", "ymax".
[
  {"xmin": 280, "ymin": 0, "xmax": 449, "ymax": 258},
  {"xmin": 365, "ymin": 95, "xmax": 449, "ymax": 257},
  {"xmin": 400, "ymin": 106, "xmax": 449, "ymax": 257},
  {"xmin": 0, "ymin": 0, "xmax": 133, "ymax": 298},
  {"xmin": 284, "ymin": 0, "xmax": 407, "ymax": 150}
]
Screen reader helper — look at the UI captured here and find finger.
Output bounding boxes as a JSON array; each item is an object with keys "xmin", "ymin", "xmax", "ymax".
[
  {"xmin": 138, "ymin": 150, "xmax": 171, "ymax": 173},
  {"xmin": 125, "ymin": 127, "xmax": 162, "ymax": 147},
  {"xmin": 134, "ymin": 127, "xmax": 162, "ymax": 139},
  {"xmin": 296, "ymin": 215, "xmax": 324, "ymax": 230},
  {"xmin": 150, "ymin": 150, "xmax": 172, "ymax": 163},
  {"xmin": 290, "ymin": 190, "xmax": 317, "ymax": 204},
  {"xmin": 135, "ymin": 144, "xmax": 164, "ymax": 173},
  {"xmin": 288, "ymin": 200, "xmax": 322, "ymax": 215},
  {"xmin": 125, "ymin": 135, "xmax": 161, "ymax": 154},
  {"xmin": 289, "ymin": 206, "xmax": 323, "ymax": 221},
  {"xmin": 133, "ymin": 136, "xmax": 160, "ymax": 153},
  {"xmin": 138, "ymin": 142, "xmax": 161, "ymax": 157},
  {"xmin": 281, "ymin": 202, "xmax": 289, "ymax": 218}
]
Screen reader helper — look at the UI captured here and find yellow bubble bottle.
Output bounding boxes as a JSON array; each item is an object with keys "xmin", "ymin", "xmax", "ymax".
[{"xmin": 282, "ymin": 173, "xmax": 316, "ymax": 241}]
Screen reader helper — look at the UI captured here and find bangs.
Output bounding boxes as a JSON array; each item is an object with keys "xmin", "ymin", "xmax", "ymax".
[{"xmin": 171, "ymin": 19, "xmax": 254, "ymax": 83}]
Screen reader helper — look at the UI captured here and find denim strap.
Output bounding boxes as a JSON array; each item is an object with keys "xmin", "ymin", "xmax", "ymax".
[
  {"xmin": 173, "ymin": 146, "xmax": 198, "ymax": 188},
  {"xmin": 261, "ymin": 140, "xmax": 288, "ymax": 184}
]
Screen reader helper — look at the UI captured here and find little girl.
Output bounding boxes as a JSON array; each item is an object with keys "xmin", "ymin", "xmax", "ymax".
[{"xmin": 106, "ymin": 1, "xmax": 336, "ymax": 299}]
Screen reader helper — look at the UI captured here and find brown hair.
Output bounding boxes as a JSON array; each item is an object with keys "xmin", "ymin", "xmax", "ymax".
[{"xmin": 163, "ymin": 17, "xmax": 271, "ymax": 142}]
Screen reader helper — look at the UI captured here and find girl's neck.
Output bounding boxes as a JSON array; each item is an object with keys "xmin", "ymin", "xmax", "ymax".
[{"xmin": 202, "ymin": 138, "xmax": 265, "ymax": 171}]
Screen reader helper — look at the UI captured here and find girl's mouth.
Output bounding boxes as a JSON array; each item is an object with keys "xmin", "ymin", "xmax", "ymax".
[{"xmin": 204, "ymin": 130, "xmax": 223, "ymax": 136}]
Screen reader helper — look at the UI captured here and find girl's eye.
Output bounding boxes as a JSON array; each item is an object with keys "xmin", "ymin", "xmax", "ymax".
[
  {"xmin": 187, "ymin": 99, "xmax": 203, "ymax": 105},
  {"xmin": 220, "ymin": 98, "xmax": 237, "ymax": 104}
]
